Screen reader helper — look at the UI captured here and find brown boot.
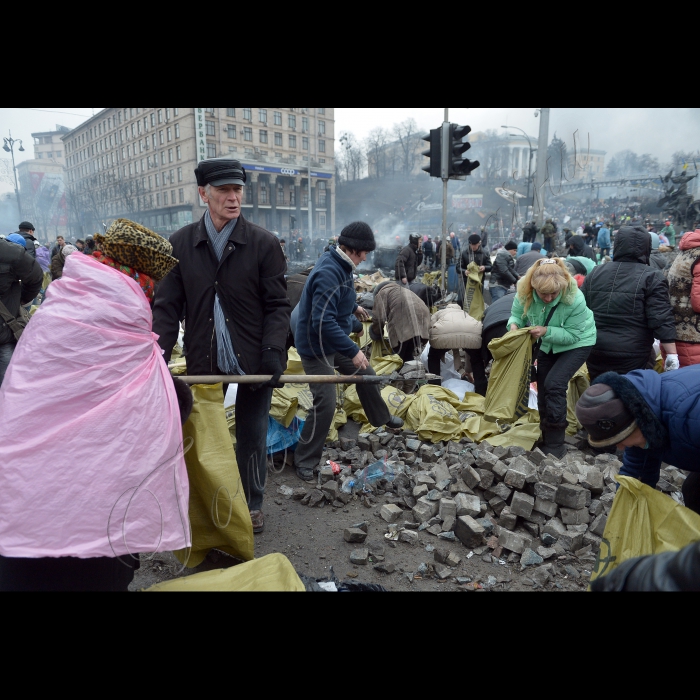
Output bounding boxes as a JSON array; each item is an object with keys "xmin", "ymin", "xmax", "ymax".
[{"xmin": 250, "ymin": 510, "xmax": 265, "ymax": 535}]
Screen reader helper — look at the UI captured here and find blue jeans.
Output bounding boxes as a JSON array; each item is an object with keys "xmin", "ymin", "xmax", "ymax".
[
  {"xmin": 490, "ymin": 285, "xmax": 509, "ymax": 302},
  {"xmin": 0, "ymin": 341, "xmax": 16, "ymax": 389}
]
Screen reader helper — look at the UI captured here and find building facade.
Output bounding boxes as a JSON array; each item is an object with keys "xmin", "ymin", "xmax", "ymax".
[
  {"xmin": 61, "ymin": 107, "xmax": 335, "ymax": 240},
  {"xmin": 32, "ymin": 125, "xmax": 70, "ymax": 167},
  {"xmin": 16, "ymin": 159, "xmax": 69, "ymax": 243}
]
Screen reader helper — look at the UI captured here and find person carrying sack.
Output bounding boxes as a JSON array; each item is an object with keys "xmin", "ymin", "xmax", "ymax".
[
  {"xmin": 0, "ymin": 237, "xmax": 43, "ymax": 388},
  {"xmin": 508, "ymin": 258, "xmax": 597, "ymax": 458}
]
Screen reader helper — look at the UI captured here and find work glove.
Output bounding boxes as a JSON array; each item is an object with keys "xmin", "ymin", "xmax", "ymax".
[
  {"xmin": 256, "ymin": 349, "xmax": 286, "ymax": 391},
  {"xmin": 665, "ymin": 354, "xmax": 680, "ymax": 372}
]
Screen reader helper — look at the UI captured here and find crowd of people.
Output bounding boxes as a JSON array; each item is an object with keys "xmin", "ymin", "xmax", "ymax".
[{"xmin": 3, "ymin": 156, "xmax": 700, "ymax": 592}]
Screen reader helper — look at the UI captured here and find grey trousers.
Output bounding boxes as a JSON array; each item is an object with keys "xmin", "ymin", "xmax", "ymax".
[{"xmin": 294, "ymin": 354, "xmax": 392, "ymax": 473}]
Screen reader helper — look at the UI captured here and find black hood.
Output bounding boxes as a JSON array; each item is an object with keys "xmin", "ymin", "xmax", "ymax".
[
  {"xmin": 568, "ymin": 235, "xmax": 587, "ymax": 257},
  {"xmin": 612, "ymin": 226, "xmax": 651, "ymax": 264}
]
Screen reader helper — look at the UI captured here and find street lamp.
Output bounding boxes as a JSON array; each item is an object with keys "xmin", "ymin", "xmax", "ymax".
[
  {"xmin": 502, "ymin": 125, "xmax": 535, "ymax": 215},
  {"xmin": 3, "ymin": 131, "xmax": 25, "ymax": 218}
]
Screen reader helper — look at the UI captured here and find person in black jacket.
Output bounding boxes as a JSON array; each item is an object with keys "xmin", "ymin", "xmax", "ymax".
[
  {"xmin": 0, "ymin": 238, "xmax": 43, "ymax": 387},
  {"xmin": 152, "ymin": 158, "xmax": 291, "ymax": 535},
  {"xmin": 395, "ymin": 234, "xmax": 423, "ymax": 284},
  {"xmin": 568, "ymin": 235, "xmax": 597, "ymax": 264},
  {"xmin": 523, "ymin": 221, "xmax": 539, "ymax": 244},
  {"xmin": 581, "ymin": 226, "xmax": 678, "ymax": 381},
  {"xmin": 459, "ymin": 234, "xmax": 492, "ymax": 290},
  {"xmin": 490, "ymin": 241, "xmax": 520, "ymax": 301},
  {"xmin": 17, "ymin": 222, "xmax": 38, "ymax": 259}
]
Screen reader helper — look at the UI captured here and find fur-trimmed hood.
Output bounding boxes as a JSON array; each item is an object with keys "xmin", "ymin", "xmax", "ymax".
[{"xmin": 593, "ymin": 366, "xmax": 700, "ymax": 472}]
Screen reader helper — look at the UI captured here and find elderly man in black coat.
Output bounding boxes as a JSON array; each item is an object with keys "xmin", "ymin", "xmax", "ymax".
[{"xmin": 153, "ymin": 158, "xmax": 291, "ymax": 535}]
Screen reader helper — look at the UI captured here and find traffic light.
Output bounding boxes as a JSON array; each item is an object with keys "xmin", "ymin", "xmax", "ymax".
[
  {"xmin": 422, "ymin": 128, "xmax": 442, "ymax": 178},
  {"xmin": 448, "ymin": 124, "xmax": 480, "ymax": 179}
]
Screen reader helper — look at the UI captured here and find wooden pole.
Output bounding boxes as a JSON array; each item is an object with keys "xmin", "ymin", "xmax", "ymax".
[{"xmin": 175, "ymin": 375, "xmax": 391, "ymax": 386}]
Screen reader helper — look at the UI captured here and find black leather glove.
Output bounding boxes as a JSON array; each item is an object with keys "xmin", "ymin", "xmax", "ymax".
[{"xmin": 256, "ymin": 349, "xmax": 285, "ymax": 391}]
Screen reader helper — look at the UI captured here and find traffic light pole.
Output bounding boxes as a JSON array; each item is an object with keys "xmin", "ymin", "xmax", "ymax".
[{"xmin": 441, "ymin": 108, "xmax": 449, "ymax": 295}]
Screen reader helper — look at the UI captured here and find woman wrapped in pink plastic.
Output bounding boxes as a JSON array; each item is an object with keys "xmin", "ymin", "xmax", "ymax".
[{"xmin": 0, "ymin": 220, "xmax": 192, "ymax": 592}]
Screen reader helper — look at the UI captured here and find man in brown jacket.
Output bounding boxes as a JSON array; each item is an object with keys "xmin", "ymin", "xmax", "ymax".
[
  {"xmin": 152, "ymin": 158, "xmax": 291, "ymax": 534},
  {"xmin": 370, "ymin": 282, "xmax": 430, "ymax": 362}
]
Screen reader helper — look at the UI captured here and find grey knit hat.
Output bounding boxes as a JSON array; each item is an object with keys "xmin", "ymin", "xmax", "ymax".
[{"xmin": 338, "ymin": 222, "xmax": 376, "ymax": 253}]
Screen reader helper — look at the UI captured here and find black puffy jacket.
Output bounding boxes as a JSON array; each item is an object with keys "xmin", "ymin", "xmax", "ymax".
[
  {"xmin": 491, "ymin": 249, "xmax": 519, "ymax": 288},
  {"xmin": 569, "ymin": 235, "xmax": 597, "ymax": 263},
  {"xmin": 0, "ymin": 239, "xmax": 43, "ymax": 346},
  {"xmin": 581, "ymin": 227, "xmax": 676, "ymax": 361}
]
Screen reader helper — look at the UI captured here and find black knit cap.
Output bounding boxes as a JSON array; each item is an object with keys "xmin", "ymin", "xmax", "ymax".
[
  {"xmin": 575, "ymin": 384, "xmax": 637, "ymax": 448},
  {"xmin": 18, "ymin": 221, "xmax": 35, "ymax": 231},
  {"xmin": 468, "ymin": 234, "xmax": 482, "ymax": 245},
  {"xmin": 505, "ymin": 241, "xmax": 518, "ymax": 251},
  {"xmin": 195, "ymin": 157, "xmax": 247, "ymax": 187},
  {"xmin": 338, "ymin": 222, "xmax": 376, "ymax": 253}
]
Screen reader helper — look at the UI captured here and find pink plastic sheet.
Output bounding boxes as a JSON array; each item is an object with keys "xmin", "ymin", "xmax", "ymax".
[{"xmin": 0, "ymin": 253, "xmax": 190, "ymax": 559}]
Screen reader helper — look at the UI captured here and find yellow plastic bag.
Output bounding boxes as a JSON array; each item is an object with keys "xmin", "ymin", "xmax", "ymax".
[
  {"xmin": 370, "ymin": 340, "xmax": 403, "ymax": 376},
  {"xmin": 463, "ymin": 262, "xmax": 485, "ymax": 321},
  {"xmin": 486, "ymin": 410, "xmax": 542, "ymax": 451},
  {"xmin": 590, "ymin": 477, "xmax": 700, "ymax": 584},
  {"xmin": 484, "ymin": 329, "xmax": 534, "ymax": 424},
  {"xmin": 175, "ymin": 384, "xmax": 254, "ymax": 569},
  {"xmin": 145, "ymin": 553, "xmax": 306, "ymax": 592},
  {"xmin": 566, "ymin": 364, "xmax": 590, "ymax": 436},
  {"xmin": 285, "ymin": 347, "xmax": 305, "ymax": 376},
  {"xmin": 406, "ymin": 388, "xmax": 464, "ymax": 443}
]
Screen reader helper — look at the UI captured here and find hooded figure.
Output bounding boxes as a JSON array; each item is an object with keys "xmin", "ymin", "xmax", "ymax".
[
  {"xmin": 648, "ymin": 232, "xmax": 669, "ymax": 274},
  {"xmin": 0, "ymin": 219, "xmax": 192, "ymax": 592},
  {"xmin": 568, "ymin": 235, "xmax": 597, "ymax": 271},
  {"xmin": 581, "ymin": 226, "xmax": 678, "ymax": 382},
  {"xmin": 395, "ymin": 234, "xmax": 424, "ymax": 284}
]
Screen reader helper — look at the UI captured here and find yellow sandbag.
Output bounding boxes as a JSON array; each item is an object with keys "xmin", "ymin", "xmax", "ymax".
[
  {"xmin": 484, "ymin": 329, "xmax": 534, "ymax": 424},
  {"xmin": 285, "ymin": 347, "xmax": 305, "ymax": 376},
  {"xmin": 486, "ymin": 410, "xmax": 542, "ymax": 451},
  {"xmin": 175, "ymin": 384, "xmax": 254, "ymax": 569},
  {"xmin": 145, "ymin": 553, "xmax": 306, "ymax": 592},
  {"xmin": 655, "ymin": 353, "xmax": 664, "ymax": 375},
  {"xmin": 591, "ymin": 477, "xmax": 700, "ymax": 584},
  {"xmin": 357, "ymin": 385, "xmax": 416, "ymax": 434},
  {"xmin": 566, "ymin": 364, "xmax": 590, "ymax": 436},
  {"xmin": 327, "ymin": 408, "xmax": 348, "ymax": 443},
  {"xmin": 168, "ymin": 358, "xmax": 188, "ymax": 376},
  {"xmin": 422, "ymin": 271, "xmax": 443, "ymax": 287},
  {"xmin": 370, "ymin": 340, "xmax": 403, "ymax": 376},
  {"xmin": 270, "ymin": 388, "xmax": 298, "ymax": 428},
  {"xmin": 463, "ymin": 262, "xmax": 485, "ymax": 321},
  {"xmin": 406, "ymin": 390, "xmax": 464, "ymax": 443}
]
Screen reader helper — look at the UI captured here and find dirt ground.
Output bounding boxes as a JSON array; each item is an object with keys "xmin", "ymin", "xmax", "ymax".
[{"xmin": 131, "ymin": 419, "xmax": 594, "ymax": 593}]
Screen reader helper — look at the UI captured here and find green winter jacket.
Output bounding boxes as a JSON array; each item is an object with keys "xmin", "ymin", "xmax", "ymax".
[
  {"xmin": 508, "ymin": 278, "xmax": 597, "ymax": 355},
  {"xmin": 660, "ymin": 225, "xmax": 676, "ymax": 247}
]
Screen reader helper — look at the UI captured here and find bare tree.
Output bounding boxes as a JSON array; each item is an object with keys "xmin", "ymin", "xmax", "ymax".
[
  {"xmin": 393, "ymin": 118, "xmax": 422, "ymax": 176},
  {"xmin": 365, "ymin": 127, "xmax": 390, "ymax": 179},
  {"xmin": 338, "ymin": 132, "xmax": 366, "ymax": 182},
  {"xmin": 0, "ymin": 159, "xmax": 16, "ymax": 188}
]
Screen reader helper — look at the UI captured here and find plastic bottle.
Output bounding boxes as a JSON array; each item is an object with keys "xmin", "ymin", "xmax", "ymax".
[{"xmin": 341, "ymin": 459, "xmax": 396, "ymax": 494}]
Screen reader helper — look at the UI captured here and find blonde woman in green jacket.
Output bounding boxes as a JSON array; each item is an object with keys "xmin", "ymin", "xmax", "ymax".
[{"xmin": 508, "ymin": 258, "xmax": 597, "ymax": 458}]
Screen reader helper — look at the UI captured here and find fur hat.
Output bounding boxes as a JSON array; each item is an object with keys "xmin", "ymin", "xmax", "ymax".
[
  {"xmin": 338, "ymin": 222, "xmax": 376, "ymax": 253},
  {"xmin": 94, "ymin": 219, "xmax": 178, "ymax": 282}
]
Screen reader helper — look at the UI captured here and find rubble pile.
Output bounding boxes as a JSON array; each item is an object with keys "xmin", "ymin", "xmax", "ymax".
[{"xmin": 278, "ymin": 431, "xmax": 689, "ymax": 589}]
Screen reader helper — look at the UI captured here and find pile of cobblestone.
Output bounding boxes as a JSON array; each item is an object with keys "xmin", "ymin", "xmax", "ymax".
[{"xmin": 278, "ymin": 432, "xmax": 687, "ymax": 588}]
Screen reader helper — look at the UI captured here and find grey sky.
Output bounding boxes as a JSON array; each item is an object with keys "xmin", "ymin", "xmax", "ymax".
[{"xmin": 2, "ymin": 107, "xmax": 697, "ymax": 193}]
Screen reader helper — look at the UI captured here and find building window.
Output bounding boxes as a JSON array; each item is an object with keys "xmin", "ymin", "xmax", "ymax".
[
  {"xmin": 260, "ymin": 130, "xmax": 268, "ymax": 144},
  {"xmin": 205, "ymin": 120, "xmax": 216, "ymax": 137},
  {"xmin": 259, "ymin": 109, "xmax": 267, "ymax": 123},
  {"xmin": 260, "ymin": 182, "xmax": 268, "ymax": 205},
  {"xmin": 244, "ymin": 127, "xmax": 253, "ymax": 142},
  {"xmin": 277, "ymin": 185, "xmax": 285, "ymax": 205},
  {"xmin": 318, "ymin": 181, "xmax": 327, "ymax": 207},
  {"xmin": 243, "ymin": 108, "xmax": 252, "ymax": 121},
  {"xmin": 318, "ymin": 120, "xmax": 326, "ymax": 135},
  {"xmin": 319, "ymin": 213, "xmax": 326, "ymax": 229},
  {"xmin": 207, "ymin": 143, "xmax": 217, "ymax": 158},
  {"xmin": 274, "ymin": 132, "xmax": 283, "ymax": 147},
  {"xmin": 179, "ymin": 188, "xmax": 185, "ymax": 203},
  {"xmin": 289, "ymin": 135, "xmax": 297, "ymax": 149},
  {"xmin": 274, "ymin": 111, "xmax": 282, "ymax": 126},
  {"xmin": 227, "ymin": 124, "xmax": 237, "ymax": 139},
  {"xmin": 319, "ymin": 140, "xmax": 326, "ymax": 153},
  {"xmin": 288, "ymin": 115, "xmax": 297, "ymax": 129}
]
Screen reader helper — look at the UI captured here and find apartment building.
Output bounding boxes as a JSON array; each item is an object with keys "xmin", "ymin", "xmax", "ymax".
[
  {"xmin": 32, "ymin": 125, "xmax": 70, "ymax": 167},
  {"xmin": 61, "ymin": 107, "xmax": 335, "ymax": 239}
]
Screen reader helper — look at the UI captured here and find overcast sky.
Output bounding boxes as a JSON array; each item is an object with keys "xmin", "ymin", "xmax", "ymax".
[{"xmin": 2, "ymin": 108, "xmax": 698, "ymax": 194}]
